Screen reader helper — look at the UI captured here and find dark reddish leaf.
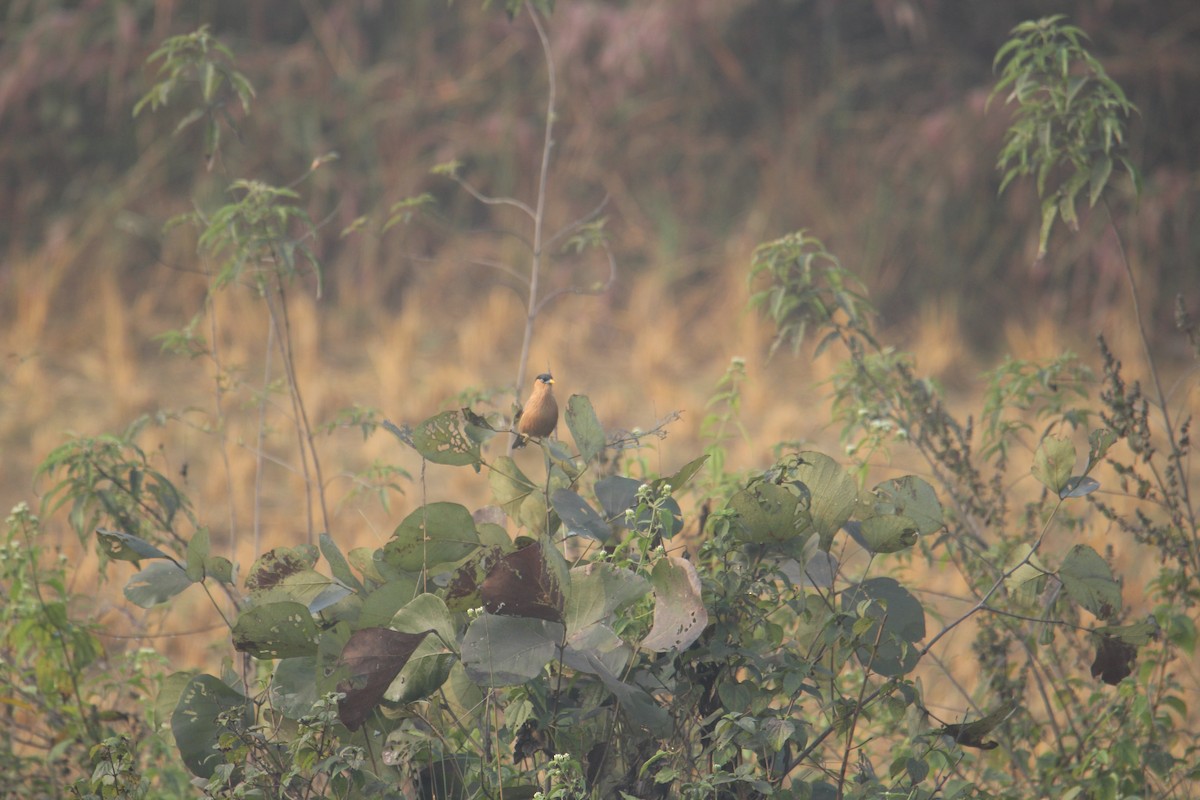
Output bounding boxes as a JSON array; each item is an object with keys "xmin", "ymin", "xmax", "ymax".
[
  {"xmin": 480, "ymin": 541, "xmax": 564, "ymax": 622},
  {"xmin": 335, "ymin": 627, "xmax": 432, "ymax": 730},
  {"xmin": 1091, "ymin": 635, "xmax": 1137, "ymax": 685}
]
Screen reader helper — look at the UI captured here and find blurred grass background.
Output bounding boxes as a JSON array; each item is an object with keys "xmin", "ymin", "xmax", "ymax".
[{"xmin": 1, "ymin": 0, "xmax": 1196, "ymax": 622}]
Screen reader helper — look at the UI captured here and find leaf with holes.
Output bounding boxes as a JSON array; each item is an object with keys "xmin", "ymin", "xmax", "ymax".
[
  {"xmin": 411, "ymin": 409, "xmax": 482, "ymax": 469},
  {"xmin": 171, "ymin": 675, "xmax": 253, "ymax": 778},
  {"xmin": 480, "ymin": 540, "xmax": 567, "ymax": 623},
  {"xmin": 641, "ymin": 557, "xmax": 707, "ymax": 652},
  {"xmin": 383, "ymin": 502, "xmax": 480, "ymax": 573},
  {"xmin": 335, "ymin": 627, "xmax": 432, "ymax": 730},
  {"xmin": 869, "ymin": 476, "xmax": 943, "ymax": 535},
  {"xmin": 232, "ymin": 601, "xmax": 320, "ymax": 659},
  {"xmin": 96, "ymin": 528, "xmax": 171, "ymax": 564},
  {"xmin": 728, "ymin": 482, "xmax": 810, "ymax": 544}
]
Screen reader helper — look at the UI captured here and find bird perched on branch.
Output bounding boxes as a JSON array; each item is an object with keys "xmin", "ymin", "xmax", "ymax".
[{"xmin": 513, "ymin": 372, "xmax": 558, "ymax": 449}]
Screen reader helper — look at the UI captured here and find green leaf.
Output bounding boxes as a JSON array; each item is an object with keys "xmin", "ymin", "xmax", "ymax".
[
  {"xmin": 1089, "ymin": 154, "xmax": 1113, "ymax": 207},
  {"xmin": 1058, "ymin": 544, "xmax": 1121, "ymax": 619},
  {"xmin": 1086, "ymin": 428, "xmax": 1116, "ymax": 471},
  {"xmin": 185, "ymin": 529, "xmax": 210, "ymax": 582},
  {"xmin": 124, "ymin": 562, "xmax": 193, "ymax": 607},
  {"xmin": 840, "ymin": 577, "xmax": 925, "ymax": 677},
  {"xmin": 1032, "ymin": 435, "xmax": 1075, "ymax": 493},
  {"xmin": 320, "ymin": 532, "xmax": 364, "ymax": 594},
  {"xmin": 383, "ymin": 502, "xmax": 481, "ymax": 573},
  {"xmin": 662, "ymin": 454, "xmax": 709, "ymax": 492},
  {"xmin": 96, "ymin": 528, "xmax": 171, "ymax": 564},
  {"xmin": 551, "ymin": 489, "xmax": 611, "ymax": 542},
  {"xmin": 594, "ymin": 476, "xmax": 641, "ymax": 524},
  {"xmin": 791, "ymin": 451, "xmax": 857, "ymax": 550},
  {"xmin": 231, "ymin": 601, "xmax": 320, "ymax": 659},
  {"xmin": 565, "ymin": 563, "xmax": 651, "ymax": 634},
  {"xmin": 869, "ymin": 476, "xmax": 944, "ymax": 535},
  {"xmin": 460, "ymin": 615, "xmax": 564, "ymax": 687},
  {"xmin": 380, "ymin": 595, "xmax": 457, "ymax": 702},
  {"xmin": 728, "ymin": 482, "xmax": 810, "ymax": 544},
  {"xmin": 171, "ymin": 674, "xmax": 253, "ymax": 778},
  {"xmin": 489, "ymin": 457, "xmax": 538, "ymax": 518},
  {"xmin": 565, "ymin": 394, "xmax": 605, "ymax": 463},
  {"xmin": 858, "ymin": 514, "xmax": 920, "ymax": 554},
  {"xmin": 411, "ymin": 410, "xmax": 482, "ymax": 469}
]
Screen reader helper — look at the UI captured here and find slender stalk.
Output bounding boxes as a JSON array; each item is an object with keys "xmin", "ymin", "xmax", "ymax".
[{"xmin": 512, "ymin": 0, "xmax": 558, "ymax": 439}]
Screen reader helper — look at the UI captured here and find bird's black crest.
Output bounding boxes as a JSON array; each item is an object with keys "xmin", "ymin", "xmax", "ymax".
[{"xmin": 536, "ymin": 373, "xmax": 553, "ymax": 383}]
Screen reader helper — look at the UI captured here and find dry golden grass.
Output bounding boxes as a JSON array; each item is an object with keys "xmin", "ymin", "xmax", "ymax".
[{"xmin": 2, "ymin": 210, "xmax": 1196, "ymax": 708}]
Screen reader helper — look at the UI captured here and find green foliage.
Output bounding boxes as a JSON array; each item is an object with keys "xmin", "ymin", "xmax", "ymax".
[
  {"xmin": 0, "ymin": 504, "xmax": 190, "ymax": 799},
  {"xmin": 748, "ymin": 230, "xmax": 875, "ymax": 358},
  {"xmin": 991, "ymin": 15, "xmax": 1139, "ymax": 258},
  {"xmin": 133, "ymin": 25, "xmax": 255, "ymax": 165},
  {"xmin": 13, "ymin": 12, "xmax": 1199, "ymax": 800},
  {"xmin": 37, "ymin": 415, "xmax": 196, "ymax": 554}
]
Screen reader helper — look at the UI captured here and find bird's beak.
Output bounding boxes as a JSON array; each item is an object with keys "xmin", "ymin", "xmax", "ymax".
[{"xmin": 546, "ymin": 378, "xmax": 555, "ymax": 385}]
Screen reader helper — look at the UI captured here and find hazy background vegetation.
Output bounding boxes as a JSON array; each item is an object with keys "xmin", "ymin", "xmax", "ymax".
[{"xmin": 2, "ymin": 0, "xmax": 1196, "ymax": 576}]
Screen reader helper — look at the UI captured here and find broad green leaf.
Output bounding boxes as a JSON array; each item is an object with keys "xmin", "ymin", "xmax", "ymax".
[
  {"xmin": 859, "ymin": 514, "xmax": 920, "ymax": 554},
  {"xmin": 791, "ymin": 451, "xmax": 857, "ymax": 550},
  {"xmin": 728, "ymin": 482, "xmax": 810, "ymax": 544},
  {"xmin": 841, "ymin": 577, "xmax": 925, "ymax": 677},
  {"xmin": 551, "ymin": 489, "xmax": 611, "ymax": 542},
  {"xmin": 1032, "ymin": 435, "xmax": 1075, "ymax": 494},
  {"xmin": 641, "ymin": 557, "xmax": 707, "ymax": 652},
  {"xmin": 870, "ymin": 476, "xmax": 944, "ymax": 535},
  {"xmin": 411, "ymin": 410, "xmax": 482, "ymax": 469},
  {"xmin": 383, "ymin": 502, "xmax": 480, "ymax": 573},
  {"xmin": 562, "ymin": 623, "xmax": 632, "ymax": 678},
  {"xmin": 387, "ymin": 635, "xmax": 455, "ymax": 704},
  {"xmin": 357, "ymin": 580, "xmax": 421, "ymax": 629},
  {"xmin": 594, "ymin": 475, "xmax": 641, "ymax": 524},
  {"xmin": 460, "ymin": 614, "xmax": 564, "ymax": 687},
  {"xmin": 124, "ymin": 561, "xmax": 193, "ymax": 608},
  {"xmin": 270, "ymin": 657, "xmax": 319, "ymax": 720},
  {"xmin": 231, "ymin": 601, "xmax": 320, "ymax": 659},
  {"xmin": 171, "ymin": 674, "xmax": 253, "ymax": 778},
  {"xmin": 1058, "ymin": 544, "xmax": 1121, "ymax": 619},
  {"xmin": 390, "ymin": 593, "xmax": 455, "ymax": 643},
  {"xmin": 565, "ymin": 394, "xmax": 605, "ymax": 463},
  {"xmin": 565, "ymin": 562, "xmax": 650, "ymax": 634},
  {"xmin": 248, "ymin": 568, "xmax": 341, "ymax": 610}
]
